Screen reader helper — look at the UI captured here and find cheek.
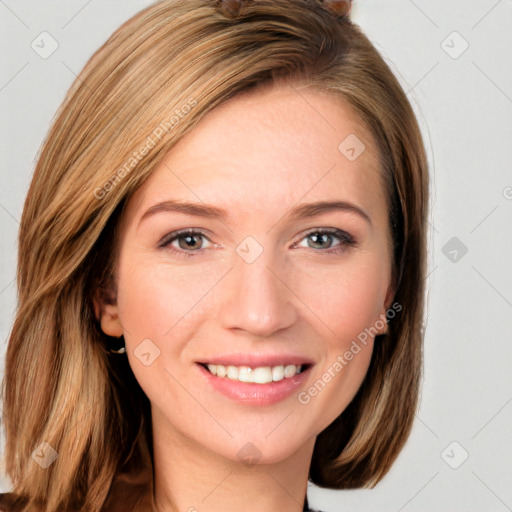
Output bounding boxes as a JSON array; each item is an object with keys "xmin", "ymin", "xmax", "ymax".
[
  {"xmin": 292, "ymin": 255, "xmax": 388, "ymax": 345},
  {"xmin": 297, "ymin": 271, "xmax": 379, "ymax": 431},
  {"xmin": 115, "ymin": 253, "xmax": 226, "ymax": 340},
  {"xmin": 304, "ymin": 340, "xmax": 374, "ymax": 436},
  {"xmin": 114, "ymin": 255, "xmax": 221, "ymax": 400},
  {"xmin": 291, "ymin": 256, "xmax": 386, "ymax": 422}
]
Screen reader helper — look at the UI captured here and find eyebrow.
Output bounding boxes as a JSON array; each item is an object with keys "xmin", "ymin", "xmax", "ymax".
[
  {"xmin": 138, "ymin": 199, "xmax": 372, "ymax": 227},
  {"xmin": 287, "ymin": 200, "xmax": 371, "ymax": 226}
]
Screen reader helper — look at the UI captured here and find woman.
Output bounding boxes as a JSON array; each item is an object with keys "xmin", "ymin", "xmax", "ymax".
[{"xmin": 0, "ymin": 0, "xmax": 429, "ymax": 510}]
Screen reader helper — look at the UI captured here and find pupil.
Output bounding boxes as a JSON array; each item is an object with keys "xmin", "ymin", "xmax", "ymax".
[
  {"xmin": 180, "ymin": 235, "xmax": 201, "ymax": 250},
  {"xmin": 310, "ymin": 233, "xmax": 330, "ymax": 248}
]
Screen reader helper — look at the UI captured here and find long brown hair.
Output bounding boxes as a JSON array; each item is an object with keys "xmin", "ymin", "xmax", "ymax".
[{"xmin": 1, "ymin": 0, "xmax": 428, "ymax": 510}]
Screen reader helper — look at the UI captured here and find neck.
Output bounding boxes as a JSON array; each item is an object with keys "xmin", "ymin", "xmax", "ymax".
[{"xmin": 151, "ymin": 408, "xmax": 315, "ymax": 512}]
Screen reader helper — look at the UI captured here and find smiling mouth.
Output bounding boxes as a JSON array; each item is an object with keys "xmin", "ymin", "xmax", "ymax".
[{"xmin": 199, "ymin": 363, "xmax": 310, "ymax": 384}]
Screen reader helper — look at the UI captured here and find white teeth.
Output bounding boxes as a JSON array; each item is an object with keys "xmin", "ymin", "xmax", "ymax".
[
  {"xmin": 227, "ymin": 365, "xmax": 238, "ymax": 379},
  {"xmin": 238, "ymin": 366, "xmax": 253, "ymax": 383},
  {"xmin": 284, "ymin": 364, "xmax": 297, "ymax": 378},
  {"xmin": 254, "ymin": 366, "xmax": 272, "ymax": 384},
  {"xmin": 272, "ymin": 365, "xmax": 284, "ymax": 381},
  {"xmin": 205, "ymin": 363, "xmax": 303, "ymax": 383}
]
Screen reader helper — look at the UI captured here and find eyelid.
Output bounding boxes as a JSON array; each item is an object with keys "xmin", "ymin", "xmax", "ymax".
[
  {"xmin": 157, "ymin": 228, "xmax": 215, "ymax": 250},
  {"xmin": 292, "ymin": 227, "xmax": 356, "ymax": 249}
]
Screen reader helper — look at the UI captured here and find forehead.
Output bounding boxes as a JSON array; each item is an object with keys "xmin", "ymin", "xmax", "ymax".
[{"xmin": 127, "ymin": 82, "xmax": 386, "ymax": 225}]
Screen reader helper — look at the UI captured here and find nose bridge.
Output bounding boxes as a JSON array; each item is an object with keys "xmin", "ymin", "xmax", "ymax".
[{"xmin": 219, "ymin": 236, "xmax": 297, "ymax": 336}]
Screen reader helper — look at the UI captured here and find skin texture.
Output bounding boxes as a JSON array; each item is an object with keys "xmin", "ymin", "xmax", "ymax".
[{"xmin": 96, "ymin": 81, "xmax": 395, "ymax": 512}]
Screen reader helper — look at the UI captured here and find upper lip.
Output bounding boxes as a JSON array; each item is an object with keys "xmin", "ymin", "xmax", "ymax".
[{"xmin": 197, "ymin": 353, "xmax": 314, "ymax": 368}]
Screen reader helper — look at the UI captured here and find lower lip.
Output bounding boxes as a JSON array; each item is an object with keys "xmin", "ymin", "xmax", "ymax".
[{"xmin": 196, "ymin": 364, "xmax": 311, "ymax": 406}]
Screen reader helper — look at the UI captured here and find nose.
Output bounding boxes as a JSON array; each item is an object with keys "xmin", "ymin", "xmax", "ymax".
[{"xmin": 219, "ymin": 246, "xmax": 297, "ymax": 337}]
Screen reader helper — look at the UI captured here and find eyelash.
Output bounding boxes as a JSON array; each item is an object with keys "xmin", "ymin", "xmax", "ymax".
[{"xmin": 158, "ymin": 228, "xmax": 357, "ymax": 258}]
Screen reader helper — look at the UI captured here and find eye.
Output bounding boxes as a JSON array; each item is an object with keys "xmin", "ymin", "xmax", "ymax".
[
  {"xmin": 158, "ymin": 229, "xmax": 213, "ymax": 257},
  {"xmin": 158, "ymin": 227, "xmax": 356, "ymax": 258},
  {"xmin": 294, "ymin": 228, "xmax": 356, "ymax": 254}
]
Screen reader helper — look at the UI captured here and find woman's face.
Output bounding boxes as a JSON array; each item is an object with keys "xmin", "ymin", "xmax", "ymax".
[{"xmin": 99, "ymin": 83, "xmax": 395, "ymax": 465}]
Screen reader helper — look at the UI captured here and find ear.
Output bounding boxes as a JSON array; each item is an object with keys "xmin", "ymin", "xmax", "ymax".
[
  {"xmin": 92, "ymin": 278, "xmax": 123, "ymax": 338},
  {"xmin": 376, "ymin": 278, "xmax": 397, "ymax": 336}
]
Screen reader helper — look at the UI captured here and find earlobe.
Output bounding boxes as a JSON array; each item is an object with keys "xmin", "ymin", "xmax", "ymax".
[
  {"xmin": 99, "ymin": 307, "xmax": 124, "ymax": 338},
  {"xmin": 93, "ymin": 284, "xmax": 124, "ymax": 338}
]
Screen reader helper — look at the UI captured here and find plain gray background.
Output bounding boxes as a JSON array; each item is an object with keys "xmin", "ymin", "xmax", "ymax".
[{"xmin": 1, "ymin": 1, "xmax": 511, "ymax": 510}]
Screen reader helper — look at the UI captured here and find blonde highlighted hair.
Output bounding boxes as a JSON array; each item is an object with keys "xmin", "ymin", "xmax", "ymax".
[{"xmin": 1, "ymin": 0, "xmax": 428, "ymax": 510}]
